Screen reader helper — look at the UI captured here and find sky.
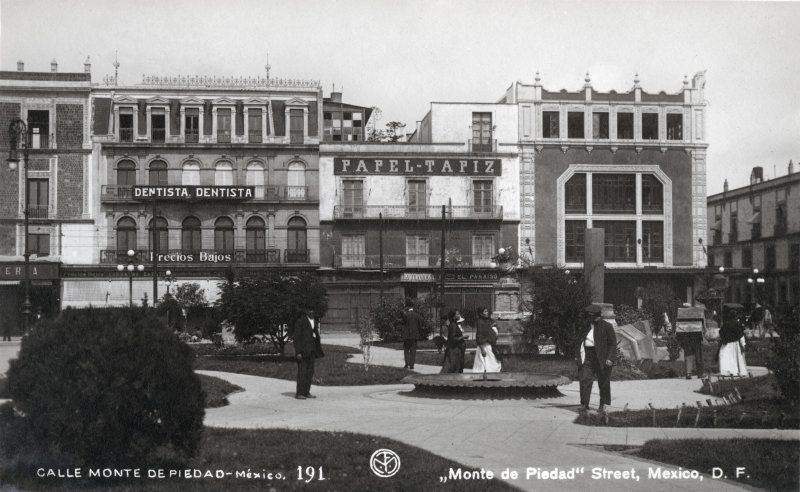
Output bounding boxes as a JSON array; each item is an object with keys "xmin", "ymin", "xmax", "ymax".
[{"xmin": 1, "ymin": 0, "xmax": 799, "ymax": 194}]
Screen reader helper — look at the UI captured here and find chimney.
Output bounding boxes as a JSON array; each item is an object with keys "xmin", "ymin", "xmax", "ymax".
[
  {"xmin": 789, "ymin": 159, "xmax": 795, "ymax": 175},
  {"xmin": 330, "ymin": 90, "xmax": 342, "ymax": 103},
  {"xmin": 723, "ymin": 179, "xmax": 729, "ymax": 193},
  {"xmin": 750, "ymin": 166, "xmax": 763, "ymax": 185},
  {"xmin": 84, "ymin": 56, "xmax": 91, "ymax": 73},
  {"xmin": 17, "ymin": 59, "xmax": 24, "ymax": 71},
  {"xmin": 50, "ymin": 59, "xmax": 58, "ymax": 72}
]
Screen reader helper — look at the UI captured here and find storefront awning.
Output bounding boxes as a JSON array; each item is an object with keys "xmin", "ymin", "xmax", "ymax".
[
  {"xmin": 747, "ymin": 211, "xmax": 762, "ymax": 224},
  {"xmin": 710, "ymin": 219, "xmax": 722, "ymax": 230}
]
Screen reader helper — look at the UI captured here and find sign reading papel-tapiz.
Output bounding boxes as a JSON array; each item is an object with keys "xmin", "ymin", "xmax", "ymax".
[
  {"xmin": 133, "ymin": 186, "xmax": 255, "ymax": 200},
  {"xmin": 334, "ymin": 158, "xmax": 501, "ymax": 175}
]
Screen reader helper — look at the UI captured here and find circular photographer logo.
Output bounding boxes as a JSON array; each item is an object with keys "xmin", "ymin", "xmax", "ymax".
[{"xmin": 370, "ymin": 448, "xmax": 401, "ymax": 478}]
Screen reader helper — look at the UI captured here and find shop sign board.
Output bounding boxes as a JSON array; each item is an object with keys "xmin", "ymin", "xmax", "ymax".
[
  {"xmin": 0, "ymin": 263, "xmax": 60, "ymax": 280},
  {"xmin": 133, "ymin": 186, "xmax": 255, "ymax": 200},
  {"xmin": 334, "ymin": 158, "xmax": 501, "ymax": 176}
]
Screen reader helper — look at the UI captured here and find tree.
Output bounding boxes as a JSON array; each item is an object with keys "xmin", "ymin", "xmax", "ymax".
[
  {"xmin": 217, "ymin": 272, "xmax": 328, "ymax": 354},
  {"xmin": 366, "ymin": 106, "xmax": 383, "ymax": 142},
  {"xmin": 640, "ymin": 282, "xmax": 683, "ymax": 335},
  {"xmin": 371, "ymin": 295, "xmax": 437, "ymax": 342},
  {"xmin": 174, "ymin": 282, "xmax": 208, "ymax": 310},
  {"xmin": 522, "ymin": 268, "xmax": 591, "ymax": 357},
  {"xmin": 384, "ymin": 121, "xmax": 407, "ymax": 142}
]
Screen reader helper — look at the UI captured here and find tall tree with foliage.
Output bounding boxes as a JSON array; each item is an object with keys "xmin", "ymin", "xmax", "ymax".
[
  {"xmin": 640, "ymin": 281, "xmax": 683, "ymax": 335},
  {"xmin": 522, "ymin": 268, "xmax": 591, "ymax": 357},
  {"xmin": 217, "ymin": 272, "xmax": 328, "ymax": 354},
  {"xmin": 384, "ymin": 121, "xmax": 407, "ymax": 142}
]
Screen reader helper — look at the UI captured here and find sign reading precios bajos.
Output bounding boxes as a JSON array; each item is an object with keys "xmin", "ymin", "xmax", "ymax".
[
  {"xmin": 333, "ymin": 158, "xmax": 501, "ymax": 175},
  {"xmin": 133, "ymin": 186, "xmax": 255, "ymax": 199}
]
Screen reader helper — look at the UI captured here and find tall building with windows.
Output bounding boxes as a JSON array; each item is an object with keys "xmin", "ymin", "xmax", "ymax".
[
  {"xmin": 0, "ymin": 59, "xmax": 94, "ymax": 329},
  {"xmin": 500, "ymin": 72, "xmax": 709, "ymax": 306},
  {"xmin": 59, "ymin": 71, "xmax": 324, "ymax": 306},
  {"xmin": 322, "ymin": 90, "xmax": 372, "ymax": 143},
  {"xmin": 706, "ymin": 163, "xmax": 800, "ymax": 307}
]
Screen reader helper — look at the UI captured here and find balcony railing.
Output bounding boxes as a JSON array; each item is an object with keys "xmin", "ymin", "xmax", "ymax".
[
  {"xmin": 333, "ymin": 254, "xmax": 494, "ymax": 269},
  {"xmin": 119, "ymin": 128, "xmax": 134, "ymax": 142},
  {"xmin": 101, "ymin": 249, "xmax": 301, "ymax": 265},
  {"xmin": 333, "ymin": 204, "xmax": 503, "ymax": 220},
  {"xmin": 285, "ymin": 186, "xmax": 307, "ymax": 200},
  {"xmin": 27, "ymin": 205, "xmax": 49, "ymax": 219},
  {"xmin": 27, "ymin": 133, "xmax": 53, "ymax": 149},
  {"xmin": 185, "ymin": 132, "xmax": 199, "ymax": 143},
  {"xmin": 248, "ymin": 130, "xmax": 263, "ymax": 143},
  {"xmin": 468, "ymin": 138, "xmax": 497, "ymax": 153},
  {"xmin": 101, "ymin": 185, "xmax": 313, "ymax": 202},
  {"xmin": 284, "ymin": 249, "xmax": 310, "ymax": 263},
  {"xmin": 151, "ymin": 128, "xmax": 166, "ymax": 143},
  {"xmin": 290, "ymin": 131, "xmax": 304, "ymax": 144},
  {"xmin": 217, "ymin": 130, "xmax": 231, "ymax": 143}
]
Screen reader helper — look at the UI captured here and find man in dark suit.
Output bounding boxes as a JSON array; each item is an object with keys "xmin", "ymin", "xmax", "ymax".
[
  {"xmin": 288, "ymin": 305, "xmax": 321, "ymax": 400},
  {"xmin": 402, "ymin": 302, "xmax": 423, "ymax": 369},
  {"xmin": 578, "ymin": 304, "xmax": 617, "ymax": 414}
]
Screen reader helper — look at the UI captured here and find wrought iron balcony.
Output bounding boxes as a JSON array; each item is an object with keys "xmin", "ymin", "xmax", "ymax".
[
  {"xmin": 119, "ymin": 128, "xmax": 134, "ymax": 142},
  {"xmin": 290, "ymin": 131, "xmax": 304, "ymax": 144},
  {"xmin": 217, "ymin": 130, "xmax": 231, "ymax": 143},
  {"xmin": 27, "ymin": 133, "xmax": 53, "ymax": 149},
  {"xmin": 468, "ymin": 138, "xmax": 497, "ymax": 153},
  {"xmin": 248, "ymin": 130, "xmax": 263, "ymax": 143},
  {"xmin": 332, "ymin": 204, "xmax": 503, "ymax": 220},
  {"xmin": 151, "ymin": 128, "xmax": 166, "ymax": 143},
  {"xmin": 333, "ymin": 254, "xmax": 494, "ymax": 269},
  {"xmin": 284, "ymin": 249, "xmax": 310, "ymax": 263},
  {"xmin": 185, "ymin": 131, "xmax": 199, "ymax": 143},
  {"xmin": 27, "ymin": 205, "xmax": 49, "ymax": 219}
]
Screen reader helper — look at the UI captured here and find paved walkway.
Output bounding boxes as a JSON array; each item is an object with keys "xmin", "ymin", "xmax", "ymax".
[{"xmin": 203, "ymin": 333, "xmax": 798, "ymax": 491}]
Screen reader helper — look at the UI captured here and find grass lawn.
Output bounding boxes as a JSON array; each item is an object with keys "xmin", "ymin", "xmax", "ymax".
[
  {"xmin": 194, "ymin": 344, "xmax": 414, "ymax": 385},
  {"xmin": 635, "ymin": 439, "xmax": 799, "ymax": 492},
  {"xmin": 0, "ymin": 428, "xmax": 515, "ymax": 491},
  {"xmin": 197, "ymin": 374, "xmax": 242, "ymax": 408}
]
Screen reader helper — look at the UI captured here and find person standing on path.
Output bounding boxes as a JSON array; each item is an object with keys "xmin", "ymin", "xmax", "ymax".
[
  {"xmin": 441, "ymin": 311, "xmax": 465, "ymax": 373},
  {"xmin": 402, "ymin": 301, "xmax": 423, "ymax": 370},
  {"xmin": 473, "ymin": 307, "xmax": 501, "ymax": 373},
  {"xmin": 578, "ymin": 304, "xmax": 617, "ymax": 415},
  {"xmin": 288, "ymin": 304, "xmax": 322, "ymax": 400}
]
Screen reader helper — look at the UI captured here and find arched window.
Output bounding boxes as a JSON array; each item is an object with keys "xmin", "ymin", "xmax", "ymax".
[
  {"xmin": 286, "ymin": 216, "xmax": 307, "ymax": 263},
  {"xmin": 246, "ymin": 162, "xmax": 265, "ymax": 198},
  {"xmin": 287, "ymin": 162, "xmax": 306, "ymax": 199},
  {"xmin": 148, "ymin": 216, "xmax": 169, "ymax": 252},
  {"xmin": 215, "ymin": 161, "xmax": 233, "ymax": 186},
  {"xmin": 182, "ymin": 216, "xmax": 202, "ymax": 253},
  {"xmin": 182, "ymin": 161, "xmax": 200, "ymax": 185},
  {"xmin": 116, "ymin": 160, "xmax": 136, "ymax": 198},
  {"xmin": 149, "ymin": 160, "xmax": 168, "ymax": 186},
  {"xmin": 214, "ymin": 217, "xmax": 235, "ymax": 253},
  {"xmin": 246, "ymin": 216, "xmax": 266, "ymax": 262},
  {"xmin": 116, "ymin": 217, "xmax": 137, "ymax": 253}
]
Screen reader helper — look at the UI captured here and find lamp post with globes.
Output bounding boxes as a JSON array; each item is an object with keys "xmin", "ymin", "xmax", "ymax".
[
  {"xmin": 746, "ymin": 268, "xmax": 765, "ymax": 305},
  {"xmin": 161, "ymin": 269, "xmax": 176, "ymax": 297},
  {"xmin": 6, "ymin": 118, "xmax": 33, "ymax": 334},
  {"xmin": 117, "ymin": 250, "xmax": 144, "ymax": 307}
]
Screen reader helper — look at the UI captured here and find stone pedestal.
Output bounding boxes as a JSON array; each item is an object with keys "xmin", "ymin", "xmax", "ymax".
[{"xmin": 493, "ymin": 274, "xmax": 520, "ymax": 318}]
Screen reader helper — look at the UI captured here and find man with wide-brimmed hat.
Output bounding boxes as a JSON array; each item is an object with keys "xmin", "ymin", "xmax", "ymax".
[
  {"xmin": 578, "ymin": 304, "xmax": 617, "ymax": 414},
  {"xmin": 288, "ymin": 303, "xmax": 323, "ymax": 400}
]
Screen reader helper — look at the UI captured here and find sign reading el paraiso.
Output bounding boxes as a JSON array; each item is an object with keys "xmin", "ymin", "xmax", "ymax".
[
  {"xmin": 333, "ymin": 158, "xmax": 501, "ymax": 176},
  {"xmin": 133, "ymin": 186, "xmax": 255, "ymax": 200}
]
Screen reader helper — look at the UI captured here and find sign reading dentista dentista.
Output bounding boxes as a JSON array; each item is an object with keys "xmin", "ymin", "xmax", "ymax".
[
  {"xmin": 333, "ymin": 158, "xmax": 501, "ymax": 176},
  {"xmin": 133, "ymin": 186, "xmax": 255, "ymax": 200}
]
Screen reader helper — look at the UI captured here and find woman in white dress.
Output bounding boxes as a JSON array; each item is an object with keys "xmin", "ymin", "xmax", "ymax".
[
  {"xmin": 719, "ymin": 307, "xmax": 747, "ymax": 376},
  {"xmin": 472, "ymin": 307, "xmax": 501, "ymax": 373}
]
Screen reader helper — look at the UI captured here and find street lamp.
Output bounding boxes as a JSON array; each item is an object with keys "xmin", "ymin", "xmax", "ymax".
[
  {"xmin": 160, "ymin": 269, "xmax": 176, "ymax": 296},
  {"xmin": 117, "ymin": 249, "xmax": 144, "ymax": 307},
  {"xmin": 7, "ymin": 118, "xmax": 33, "ymax": 334},
  {"xmin": 746, "ymin": 268, "xmax": 764, "ymax": 305}
]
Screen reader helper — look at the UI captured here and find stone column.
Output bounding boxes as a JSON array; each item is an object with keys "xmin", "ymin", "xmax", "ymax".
[{"xmin": 584, "ymin": 228, "xmax": 605, "ymax": 303}]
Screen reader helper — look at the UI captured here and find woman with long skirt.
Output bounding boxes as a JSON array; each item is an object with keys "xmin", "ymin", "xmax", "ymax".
[
  {"xmin": 473, "ymin": 307, "xmax": 501, "ymax": 373},
  {"xmin": 719, "ymin": 308, "xmax": 747, "ymax": 376},
  {"xmin": 441, "ymin": 311, "xmax": 465, "ymax": 373}
]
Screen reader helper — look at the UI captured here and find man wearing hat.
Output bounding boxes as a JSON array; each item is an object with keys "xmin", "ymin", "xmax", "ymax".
[
  {"xmin": 402, "ymin": 301, "xmax": 423, "ymax": 369},
  {"xmin": 288, "ymin": 304, "xmax": 322, "ymax": 400},
  {"xmin": 578, "ymin": 304, "xmax": 617, "ymax": 414}
]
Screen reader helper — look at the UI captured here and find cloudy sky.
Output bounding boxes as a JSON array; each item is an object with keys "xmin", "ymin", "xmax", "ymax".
[{"xmin": 1, "ymin": 0, "xmax": 798, "ymax": 194}]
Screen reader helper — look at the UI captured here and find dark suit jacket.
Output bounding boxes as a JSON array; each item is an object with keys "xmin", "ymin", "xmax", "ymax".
[
  {"xmin": 403, "ymin": 309, "xmax": 423, "ymax": 340},
  {"xmin": 290, "ymin": 315, "xmax": 319, "ymax": 357},
  {"xmin": 578, "ymin": 318, "xmax": 617, "ymax": 364},
  {"xmin": 475, "ymin": 317, "xmax": 497, "ymax": 346}
]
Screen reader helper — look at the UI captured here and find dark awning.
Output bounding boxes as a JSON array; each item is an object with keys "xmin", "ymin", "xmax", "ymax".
[
  {"xmin": 747, "ymin": 212, "xmax": 762, "ymax": 224},
  {"xmin": 710, "ymin": 219, "xmax": 722, "ymax": 230}
]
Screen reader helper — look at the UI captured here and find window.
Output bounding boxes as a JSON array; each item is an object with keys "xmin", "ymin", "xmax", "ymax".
[
  {"xmin": 27, "ymin": 110, "xmax": 50, "ymax": 149},
  {"xmin": 341, "ymin": 235, "xmax": 365, "ymax": 267},
  {"xmin": 642, "ymin": 113, "xmax": 659, "ymax": 140},
  {"xmin": 592, "ymin": 112, "xmax": 609, "ymax": 139},
  {"xmin": 151, "ymin": 111, "xmax": 166, "ymax": 143},
  {"xmin": 742, "ymin": 248, "xmax": 753, "ymax": 268},
  {"xmin": 116, "ymin": 217, "xmax": 137, "ymax": 253},
  {"xmin": 713, "ymin": 204, "xmax": 723, "ymax": 245},
  {"xmin": 472, "ymin": 235, "xmax": 494, "ymax": 267},
  {"xmin": 215, "ymin": 162, "xmax": 233, "ymax": 186},
  {"xmin": 641, "ymin": 175, "xmax": 664, "ymax": 213},
  {"xmin": 565, "ymin": 221, "xmax": 586, "ymax": 262},
  {"xmin": 406, "ymin": 236, "xmax": 429, "ymax": 267},
  {"xmin": 148, "ymin": 217, "xmax": 169, "ymax": 252},
  {"xmin": 594, "ymin": 220, "xmax": 636, "ymax": 262},
  {"xmin": 182, "ymin": 162, "xmax": 200, "ymax": 185},
  {"xmin": 341, "ymin": 180, "xmax": 364, "ymax": 217},
  {"xmin": 775, "ymin": 189, "xmax": 787, "ymax": 236},
  {"xmin": 723, "ymin": 250, "xmax": 732, "ymax": 268},
  {"xmin": 565, "ymin": 174, "xmax": 586, "ymax": 213},
  {"xmin": 246, "ymin": 162, "xmax": 265, "ymax": 198},
  {"xmin": 248, "ymin": 109, "xmax": 262, "ymax": 143},
  {"xmin": 567, "ymin": 111, "xmax": 584, "ymax": 139},
  {"xmin": 471, "ymin": 112, "xmax": 493, "ymax": 151},
  {"xmin": 592, "ymin": 174, "xmax": 635, "ymax": 214},
  {"xmin": 290, "ymin": 109, "xmax": 304, "ymax": 144},
  {"xmin": 287, "ymin": 162, "xmax": 306, "ymax": 199},
  {"xmin": 27, "ymin": 179, "xmax": 49, "ymax": 218},
  {"xmin": 473, "ymin": 180, "xmax": 493, "ymax": 214},
  {"xmin": 750, "ymin": 195, "xmax": 762, "ymax": 239},
  {"xmin": 667, "ymin": 113, "xmax": 683, "ymax": 140},
  {"xmin": 116, "ymin": 160, "xmax": 136, "ymax": 197},
  {"xmin": 641, "ymin": 221, "xmax": 663, "ymax": 262},
  {"xmin": 286, "ymin": 217, "xmax": 308, "ymax": 263},
  {"xmin": 119, "ymin": 109, "xmax": 134, "ymax": 142},
  {"xmin": 765, "ymin": 245, "xmax": 776, "ymax": 270},
  {"xmin": 185, "ymin": 108, "xmax": 199, "ymax": 143},
  {"xmin": 790, "ymin": 243, "xmax": 800, "ymax": 271},
  {"xmin": 214, "ymin": 217, "xmax": 235, "ymax": 253},
  {"xmin": 729, "ymin": 201, "xmax": 738, "ymax": 243},
  {"xmin": 246, "ymin": 216, "xmax": 266, "ymax": 262},
  {"xmin": 217, "ymin": 109, "xmax": 231, "ymax": 143},
  {"xmin": 617, "ymin": 112, "xmax": 633, "ymax": 139},
  {"xmin": 543, "ymin": 111, "xmax": 559, "ymax": 138},
  {"xmin": 182, "ymin": 216, "xmax": 201, "ymax": 253},
  {"xmin": 28, "ymin": 233, "xmax": 49, "ymax": 256},
  {"xmin": 407, "ymin": 180, "xmax": 427, "ymax": 217},
  {"xmin": 149, "ymin": 160, "xmax": 168, "ymax": 186}
]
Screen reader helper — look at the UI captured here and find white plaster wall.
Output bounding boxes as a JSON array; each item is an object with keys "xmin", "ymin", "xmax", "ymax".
[
  {"xmin": 429, "ymin": 103, "xmax": 518, "ymax": 144},
  {"xmin": 61, "ymin": 224, "xmax": 96, "ymax": 264},
  {"xmin": 319, "ymin": 155, "xmax": 335, "ymax": 221}
]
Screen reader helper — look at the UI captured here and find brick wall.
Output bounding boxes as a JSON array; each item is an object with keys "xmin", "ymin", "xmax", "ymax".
[
  {"xmin": 57, "ymin": 154, "xmax": 84, "ymax": 218},
  {"xmin": 0, "ymin": 102, "xmax": 21, "ymax": 149},
  {"xmin": 0, "ymin": 223, "xmax": 16, "ymax": 255},
  {"xmin": 56, "ymin": 104, "xmax": 84, "ymax": 148}
]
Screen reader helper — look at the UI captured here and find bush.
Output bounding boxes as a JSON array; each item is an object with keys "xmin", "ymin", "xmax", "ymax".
[
  {"xmin": 665, "ymin": 332, "xmax": 682, "ymax": 361},
  {"xmin": 0, "ymin": 307, "xmax": 205, "ymax": 468},
  {"xmin": 614, "ymin": 304, "xmax": 650, "ymax": 326},
  {"xmin": 767, "ymin": 306, "xmax": 800, "ymax": 406},
  {"xmin": 640, "ymin": 282, "xmax": 682, "ymax": 335},
  {"xmin": 371, "ymin": 296, "xmax": 436, "ymax": 342}
]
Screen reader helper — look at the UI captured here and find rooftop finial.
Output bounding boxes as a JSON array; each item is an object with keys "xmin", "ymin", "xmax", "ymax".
[
  {"xmin": 84, "ymin": 56, "xmax": 91, "ymax": 73},
  {"xmin": 113, "ymin": 51, "xmax": 120, "ymax": 86},
  {"xmin": 683, "ymin": 74, "xmax": 689, "ymax": 87},
  {"xmin": 584, "ymin": 72, "xmax": 592, "ymax": 88},
  {"xmin": 633, "ymin": 72, "xmax": 640, "ymax": 87},
  {"xmin": 265, "ymin": 52, "xmax": 271, "ymax": 82},
  {"xmin": 534, "ymin": 71, "xmax": 541, "ymax": 84}
]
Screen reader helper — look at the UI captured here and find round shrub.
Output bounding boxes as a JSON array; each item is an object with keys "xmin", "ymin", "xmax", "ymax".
[
  {"xmin": 0, "ymin": 307, "xmax": 205, "ymax": 467},
  {"xmin": 371, "ymin": 297, "xmax": 435, "ymax": 342}
]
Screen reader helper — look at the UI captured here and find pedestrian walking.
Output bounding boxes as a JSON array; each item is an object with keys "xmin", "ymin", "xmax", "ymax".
[
  {"xmin": 578, "ymin": 304, "xmax": 616, "ymax": 415},
  {"xmin": 402, "ymin": 301, "xmax": 423, "ymax": 370}
]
